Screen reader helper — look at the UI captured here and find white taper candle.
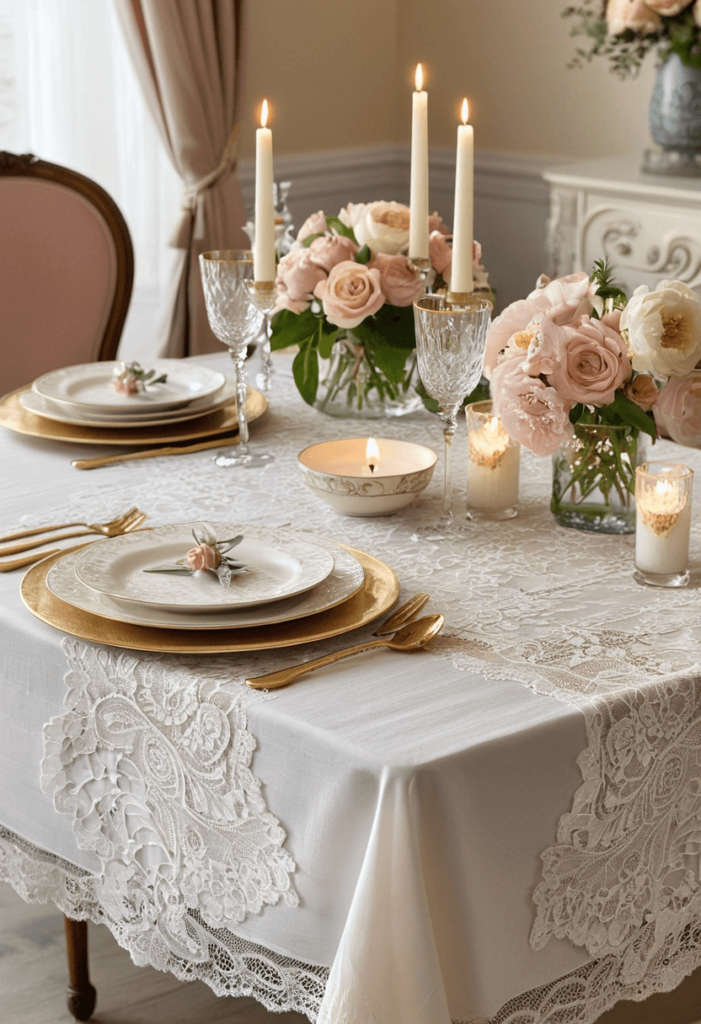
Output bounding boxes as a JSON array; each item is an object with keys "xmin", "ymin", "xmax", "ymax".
[
  {"xmin": 450, "ymin": 98, "xmax": 474, "ymax": 294},
  {"xmin": 409, "ymin": 63, "xmax": 429, "ymax": 261},
  {"xmin": 254, "ymin": 99, "xmax": 276, "ymax": 282}
]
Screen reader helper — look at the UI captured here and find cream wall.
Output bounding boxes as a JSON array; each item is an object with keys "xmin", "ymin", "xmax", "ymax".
[
  {"xmin": 241, "ymin": 0, "xmax": 657, "ymax": 161},
  {"xmin": 239, "ymin": 0, "xmax": 400, "ymax": 159}
]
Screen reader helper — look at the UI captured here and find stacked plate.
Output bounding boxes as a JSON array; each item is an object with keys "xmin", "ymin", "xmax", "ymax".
[
  {"xmin": 45, "ymin": 522, "xmax": 368, "ymax": 635},
  {"xmin": 20, "ymin": 361, "xmax": 233, "ymax": 429}
]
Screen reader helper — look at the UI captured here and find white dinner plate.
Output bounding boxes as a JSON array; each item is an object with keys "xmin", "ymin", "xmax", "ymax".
[
  {"xmin": 34, "ymin": 361, "xmax": 226, "ymax": 415},
  {"xmin": 47, "ymin": 540, "xmax": 365, "ymax": 630},
  {"xmin": 21, "ymin": 377, "xmax": 236, "ymax": 428},
  {"xmin": 73, "ymin": 523, "xmax": 337, "ymax": 613}
]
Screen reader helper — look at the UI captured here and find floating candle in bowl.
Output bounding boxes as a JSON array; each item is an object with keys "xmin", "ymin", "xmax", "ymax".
[
  {"xmin": 465, "ymin": 401, "xmax": 520, "ymax": 520},
  {"xmin": 298, "ymin": 437, "xmax": 437, "ymax": 516},
  {"xmin": 634, "ymin": 461, "xmax": 693, "ymax": 588}
]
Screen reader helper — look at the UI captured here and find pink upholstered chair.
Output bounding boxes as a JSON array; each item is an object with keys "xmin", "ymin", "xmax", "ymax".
[{"xmin": 0, "ymin": 152, "xmax": 134, "ymax": 395}]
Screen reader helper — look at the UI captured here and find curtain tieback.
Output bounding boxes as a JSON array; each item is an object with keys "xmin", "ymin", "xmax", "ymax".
[{"xmin": 170, "ymin": 123, "xmax": 240, "ymax": 249}]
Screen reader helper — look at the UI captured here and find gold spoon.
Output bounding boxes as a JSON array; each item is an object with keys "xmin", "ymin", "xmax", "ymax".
[{"xmin": 245, "ymin": 614, "xmax": 445, "ymax": 691}]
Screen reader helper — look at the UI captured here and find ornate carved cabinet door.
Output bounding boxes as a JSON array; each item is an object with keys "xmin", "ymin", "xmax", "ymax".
[{"xmin": 544, "ymin": 157, "xmax": 701, "ymax": 295}]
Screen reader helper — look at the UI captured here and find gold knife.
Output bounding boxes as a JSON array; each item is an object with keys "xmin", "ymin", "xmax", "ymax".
[{"xmin": 72, "ymin": 434, "xmax": 239, "ymax": 470}]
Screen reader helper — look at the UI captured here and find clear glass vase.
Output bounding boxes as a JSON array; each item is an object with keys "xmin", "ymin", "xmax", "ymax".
[
  {"xmin": 551, "ymin": 423, "xmax": 646, "ymax": 534},
  {"xmin": 314, "ymin": 335, "xmax": 423, "ymax": 419}
]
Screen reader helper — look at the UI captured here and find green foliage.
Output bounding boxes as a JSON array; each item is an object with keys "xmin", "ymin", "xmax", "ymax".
[
  {"xmin": 562, "ymin": 0, "xmax": 701, "ymax": 78},
  {"xmin": 569, "ymin": 391, "xmax": 657, "ymax": 441},
  {"xmin": 590, "ymin": 258, "xmax": 628, "ymax": 310},
  {"xmin": 354, "ymin": 244, "xmax": 372, "ymax": 264},
  {"xmin": 324, "ymin": 216, "xmax": 358, "ymax": 243},
  {"xmin": 292, "ymin": 345, "xmax": 319, "ymax": 406}
]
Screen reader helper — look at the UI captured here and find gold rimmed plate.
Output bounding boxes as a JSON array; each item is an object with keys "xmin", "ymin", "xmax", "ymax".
[
  {"xmin": 21, "ymin": 545, "xmax": 399, "ymax": 653},
  {"xmin": 0, "ymin": 386, "xmax": 267, "ymax": 446}
]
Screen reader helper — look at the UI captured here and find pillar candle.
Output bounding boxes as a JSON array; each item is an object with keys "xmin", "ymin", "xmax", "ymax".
[
  {"xmin": 254, "ymin": 99, "xmax": 276, "ymax": 282},
  {"xmin": 450, "ymin": 98, "xmax": 474, "ymax": 294},
  {"xmin": 409, "ymin": 63, "xmax": 429, "ymax": 261}
]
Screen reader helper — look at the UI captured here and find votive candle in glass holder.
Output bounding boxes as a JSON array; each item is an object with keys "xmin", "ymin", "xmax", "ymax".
[
  {"xmin": 466, "ymin": 400, "xmax": 520, "ymax": 521},
  {"xmin": 634, "ymin": 461, "xmax": 693, "ymax": 588}
]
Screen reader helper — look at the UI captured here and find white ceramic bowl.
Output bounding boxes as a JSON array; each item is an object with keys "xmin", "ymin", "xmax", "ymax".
[{"xmin": 298, "ymin": 437, "xmax": 437, "ymax": 516}]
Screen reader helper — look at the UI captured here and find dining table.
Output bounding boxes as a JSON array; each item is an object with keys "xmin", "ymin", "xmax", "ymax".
[{"xmin": 2, "ymin": 350, "xmax": 701, "ymax": 1024}]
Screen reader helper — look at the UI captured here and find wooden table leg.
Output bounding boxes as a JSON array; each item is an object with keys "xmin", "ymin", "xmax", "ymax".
[{"xmin": 63, "ymin": 915, "xmax": 97, "ymax": 1021}]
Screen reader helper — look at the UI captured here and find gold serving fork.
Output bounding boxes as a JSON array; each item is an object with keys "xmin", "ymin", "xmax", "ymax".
[
  {"xmin": 372, "ymin": 592, "xmax": 430, "ymax": 636},
  {"xmin": 0, "ymin": 508, "xmax": 147, "ymax": 559},
  {"xmin": 0, "ymin": 507, "xmax": 143, "ymax": 544}
]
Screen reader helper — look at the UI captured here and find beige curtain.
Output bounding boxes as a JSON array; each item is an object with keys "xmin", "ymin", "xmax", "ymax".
[{"xmin": 115, "ymin": 0, "xmax": 247, "ymax": 357}]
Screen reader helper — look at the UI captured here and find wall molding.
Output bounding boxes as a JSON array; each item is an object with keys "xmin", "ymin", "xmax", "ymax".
[{"xmin": 238, "ymin": 145, "xmax": 566, "ymax": 215}]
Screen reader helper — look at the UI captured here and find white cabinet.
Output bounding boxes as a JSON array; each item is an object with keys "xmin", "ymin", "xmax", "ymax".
[{"xmin": 543, "ymin": 157, "xmax": 701, "ymax": 294}]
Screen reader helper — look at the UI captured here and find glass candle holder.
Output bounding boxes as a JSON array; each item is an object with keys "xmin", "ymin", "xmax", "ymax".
[
  {"xmin": 634, "ymin": 461, "xmax": 693, "ymax": 588},
  {"xmin": 466, "ymin": 400, "xmax": 520, "ymax": 520}
]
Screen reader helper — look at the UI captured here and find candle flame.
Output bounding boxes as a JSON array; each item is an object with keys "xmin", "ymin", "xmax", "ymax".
[
  {"xmin": 366, "ymin": 437, "xmax": 380, "ymax": 473},
  {"xmin": 260, "ymin": 99, "xmax": 269, "ymax": 129},
  {"xmin": 461, "ymin": 98, "xmax": 469, "ymax": 125},
  {"xmin": 415, "ymin": 63, "xmax": 424, "ymax": 92}
]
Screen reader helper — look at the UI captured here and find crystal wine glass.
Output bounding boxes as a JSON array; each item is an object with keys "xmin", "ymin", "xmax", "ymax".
[
  {"xmin": 199, "ymin": 250, "xmax": 273, "ymax": 468},
  {"xmin": 413, "ymin": 294, "xmax": 492, "ymax": 520}
]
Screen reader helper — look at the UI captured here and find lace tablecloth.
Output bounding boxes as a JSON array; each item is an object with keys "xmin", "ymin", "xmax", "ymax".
[{"xmin": 3, "ymin": 351, "xmax": 701, "ymax": 1024}]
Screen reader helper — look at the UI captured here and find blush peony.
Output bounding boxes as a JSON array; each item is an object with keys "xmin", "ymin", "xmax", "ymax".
[
  {"xmin": 620, "ymin": 279, "xmax": 701, "ymax": 378},
  {"xmin": 314, "ymin": 261, "xmax": 384, "ymax": 329},
  {"xmin": 491, "ymin": 347, "xmax": 573, "ymax": 457},
  {"xmin": 371, "ymin": 254, "xmax": 424, "ymax": 307},
  {"xmin": 309, "ymin": 234, "xmax": 359, "ymax": 273},
  {"xmin": 296, "ymin": 210, "xmax": 328, "ymax": 243},
  {"xmin": 274, "ymin": 248, "xmax": 327, "ymax": 314},
  {"xmin": 606, "ymin": 0, "xmax": 663, "ymax": 34},
  {"xmin": 341, "ymin": 200, "xmax": 411, "ymax": 256},
  {"xmin": 654, "ymin": 374, "xmax": 701, "ymax": 446}
]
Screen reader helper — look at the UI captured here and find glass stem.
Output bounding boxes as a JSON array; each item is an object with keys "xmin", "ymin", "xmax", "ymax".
[
  {"xmin": 440, "ymin": 404, "xmax": 459, "ymax": 520},
  {"xmin": 232, "ymin": 349, "xmax": 250, "ymax": 457},
  {"xmin": 261, "ymin": 315, "xmax": 274, "ymax": 394}
]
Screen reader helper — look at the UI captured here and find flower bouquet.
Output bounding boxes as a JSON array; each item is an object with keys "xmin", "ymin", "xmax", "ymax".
[
  {"xmin": 485, "ymin": 262, "xmax": 701, "ymax": 532},
  {"xmin": 269, "ymin": 201, "xmax": 490, "ymax": 418},
  {"xmin": 564, "ymin": 0, "xmax": 701, "ymax": 77}
]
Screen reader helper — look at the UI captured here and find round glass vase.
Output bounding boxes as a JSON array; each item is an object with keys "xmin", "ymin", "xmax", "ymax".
[
  {"xmin": 313, "ymin": 335, "xmax": 423, "ymax": 419},
  {"xmin": 551, "ymin": 423, "xmax": 646, "ymax": 535}
]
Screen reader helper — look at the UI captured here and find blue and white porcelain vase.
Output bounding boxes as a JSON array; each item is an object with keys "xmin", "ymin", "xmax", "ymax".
[{"xmin": 648, "ymin": 52, "xmax": 701, "ymax": 173}]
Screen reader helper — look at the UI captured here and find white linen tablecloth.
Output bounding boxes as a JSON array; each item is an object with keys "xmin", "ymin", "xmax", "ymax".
[{"xmin": 2, "ymin": 352, "xmax": 701, "ymax": 1024}]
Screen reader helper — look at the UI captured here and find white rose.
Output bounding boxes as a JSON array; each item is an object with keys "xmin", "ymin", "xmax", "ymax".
[
  {"xmin": 345, "ymin": 200, "xmax": 411, "ymax": 256},
  {"xmin": 620, "ymin": 280, "xmax": 701, "ymax": 379},
  {"xmin": 606, "ymin": 0, "xmax": 663, "ymax": 35},
  {"xmin": 337, "ymin": 203, "xmax": 367, "ymax": 233}
]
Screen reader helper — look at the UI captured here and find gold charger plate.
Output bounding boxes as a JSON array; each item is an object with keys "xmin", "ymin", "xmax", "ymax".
[
  {"xmin": 21, "ymin": 545, "xmax": 400, "ymax": 653},
  {"xmin": 0, "ymin": 385, "xmax": 267, "ymax": 446}
]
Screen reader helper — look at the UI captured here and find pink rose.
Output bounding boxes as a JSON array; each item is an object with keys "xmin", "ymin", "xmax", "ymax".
[
  {"xmin": 491, "ymin": 348, "xmax": 572, "ymax": 457},
  {"xmin": 274, "ymin": 248, "xmax": 327, "ymax": 314},
  {"xmin": 429, "ymin": 230, "xmax": 452, "ymax": 277},
  {"xmin": 654, "ymin": 374, "xmax": 701, "ymax": 446},
  {"xmin": 428, "ymin": 211, "xmax": 450, "ymax": 236},
  {"xmin": 606, "ymin": 0, "xmax": 663, "ymax": 33},
  {"xmin": 623, "ymin": 373, "xmax": 659, "ymax": 412},
  {"xmin": 371, "ymin": 253, "xmax": 424, "ymax": 307},
  {"xmin": 484, "ymin": 272, "xmax": 602, "ymax": 379},
  {"xmin": 644, "ymin": 0, "xmax": 692, "ymax": 15},
  {"xmin": 314, "ymin": 261, "xmax": 384, "ymax": 329},
  {"xmin": 296, "ymin": 210, "xmax": 327, "ymax": 243},
  {"xmin": 309, "ymin": 234, "xmax": 358, "ymax": 273},
  {"xmin": 113, "ymin": 375, "xmax": 139, "ymax": 395},
  {"xmin": 547, "ymin": 315, "xmax": 631, "ymax": 407},
  {"xmin": 187, "ymin": 543, "xmax": 221, "ymax": 572}
]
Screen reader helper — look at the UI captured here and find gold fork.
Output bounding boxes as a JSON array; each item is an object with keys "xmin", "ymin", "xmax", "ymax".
[
  {"xmin": 0, "ymin": 509, "xmax": 147, "ymax": 558},
  {"xmin": 0, "ymin": 507, "xmax": 142, "ymax": 544},
  {"xmin": 373, "ymin": 593, "xmax": 430, "ymax": 636}
]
